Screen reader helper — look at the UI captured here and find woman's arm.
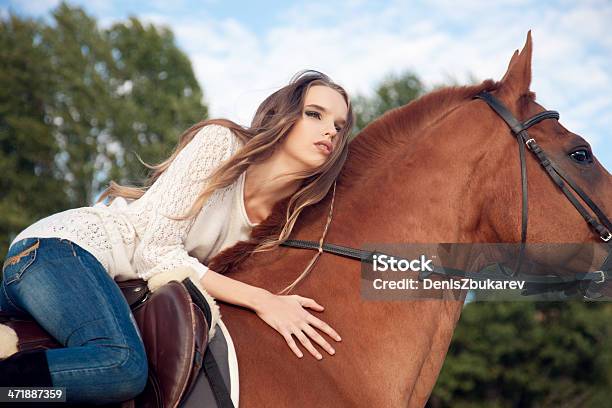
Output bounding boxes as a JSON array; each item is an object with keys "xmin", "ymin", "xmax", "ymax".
[
  {"xmin": 199, "ymin": 268, "xmax": 269, "ymax": 310},
  {"xmin": 199, "ymin": 269, "xmax": 342, "ymax": 360}
]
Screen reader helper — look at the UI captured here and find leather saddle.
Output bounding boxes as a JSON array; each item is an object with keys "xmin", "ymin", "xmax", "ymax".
[{"xmin": 0, "ymin": 278, "xmax": 210, "ymax": 408}]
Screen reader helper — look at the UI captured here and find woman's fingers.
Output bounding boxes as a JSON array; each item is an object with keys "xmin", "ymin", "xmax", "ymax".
[
  {"xmin": 293, "ymin": 328, "xmax": 323, "ymax": 360},
  {"xmin": 301, "ymin": 323, "xmax": 335, "ymax": 355},
  {"xmin": 281, "ymin": 330, "xmax": 304, "ymax": 358},
  {"xmin": 272, "ymin": 295, "xmax": 342, "ymax": 360},
  {"xmin": 295, "ymin": 296, "xmax": 324, "ymax": 311},
  {"xmin": 306, "ymin": 314, "xmax": 342, "ymax": 342}
]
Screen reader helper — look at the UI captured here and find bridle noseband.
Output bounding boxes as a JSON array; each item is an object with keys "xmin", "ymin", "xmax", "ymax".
[{"xmin": 280, "ymin": 91, "xmax": 612, "ymax": 298}]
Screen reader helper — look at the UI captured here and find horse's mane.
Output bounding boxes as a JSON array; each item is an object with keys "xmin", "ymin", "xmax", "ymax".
[
  {"xmin": 338, "ymin": 78, "xmax": 500, "ymax": 189},
  {"xmin": 208, "ymin": 78, "xmax": 502, "ymax": 274}
]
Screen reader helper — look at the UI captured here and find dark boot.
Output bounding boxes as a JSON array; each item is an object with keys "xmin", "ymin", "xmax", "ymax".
[
  {"xmin": 0, "ymin": 348, "xmax": 53, "ymax": 386},
  {"xmin": 0, "ymin": 349, "xmax": 126, "ymax": 407},
  {"xmin": 0, "ymin": 349, "xmax": 56, "ymax": 407}
]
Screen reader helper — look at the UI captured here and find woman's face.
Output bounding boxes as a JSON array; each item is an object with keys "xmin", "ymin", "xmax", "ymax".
[{"xmin": 279, "ymin": 85, "xmax": 349, "ymax": 171}]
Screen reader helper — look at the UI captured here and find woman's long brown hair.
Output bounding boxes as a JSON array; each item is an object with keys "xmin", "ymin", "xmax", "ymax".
[{"xmin": 96, "ymin": 69, "xmax": 354, "ymax": 257}]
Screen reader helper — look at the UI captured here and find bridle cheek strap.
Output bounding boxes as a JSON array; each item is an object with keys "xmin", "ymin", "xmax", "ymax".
[{"xmin": 473, "ymin": 91, "xmax": 611, "ymax": 244}]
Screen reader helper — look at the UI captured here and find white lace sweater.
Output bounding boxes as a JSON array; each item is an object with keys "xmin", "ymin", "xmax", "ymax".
[{"xmin": 10, "ymin": 124, "xmax": 258, "ymax": 281}]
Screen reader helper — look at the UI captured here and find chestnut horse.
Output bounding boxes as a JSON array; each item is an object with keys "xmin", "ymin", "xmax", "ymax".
[{"xmin": 208, "ymin": 31, "xmax": 612, "ymax": 407}]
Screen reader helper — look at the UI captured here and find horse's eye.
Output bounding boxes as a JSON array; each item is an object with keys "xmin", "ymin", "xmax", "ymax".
[{"xmin": 569, "ymin": 149, "xmax": 591, "ymax": 163}]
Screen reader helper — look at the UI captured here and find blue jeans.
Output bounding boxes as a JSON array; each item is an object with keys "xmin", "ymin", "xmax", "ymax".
[{"xmin": 1, "ymin": 237, "xmax": 148, "ymax": 404}]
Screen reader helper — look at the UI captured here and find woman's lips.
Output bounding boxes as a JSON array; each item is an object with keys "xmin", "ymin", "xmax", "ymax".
[{"xmin": 314, "ymin": 142, "xmax": 331, "ymax": 155}]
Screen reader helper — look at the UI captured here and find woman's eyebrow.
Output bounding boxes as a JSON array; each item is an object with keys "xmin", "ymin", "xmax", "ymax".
[{"xmin": 305, "ymin": 104, "xmax": 347, "ymax": 125}]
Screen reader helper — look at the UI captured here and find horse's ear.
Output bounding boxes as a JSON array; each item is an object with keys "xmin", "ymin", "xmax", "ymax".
[
  {"xmin": 500, "ymin": 49, "xmax": 519, "ymax": 83},
  {"xmin": 499, "ymin": 30, "xmax": 533, "ymax": 98}
]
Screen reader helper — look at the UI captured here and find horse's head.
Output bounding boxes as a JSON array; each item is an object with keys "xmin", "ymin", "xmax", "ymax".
[
  {"xmin": 443, "ymin": 30, "xmax": 612, "ymax": 299},
  {"xmin": 480, "ymin": 30, "xmax": 611, "ymax": 246}
]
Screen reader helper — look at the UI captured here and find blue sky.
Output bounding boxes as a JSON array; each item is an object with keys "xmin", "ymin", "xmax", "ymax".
[{"xmin": 2, "ymin": 0, "xmax": 611, "ymax": 171}]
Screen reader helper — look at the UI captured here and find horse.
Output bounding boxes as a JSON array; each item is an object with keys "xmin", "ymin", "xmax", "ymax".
[{"xmin": 206, "ymin": 30, "xmax": 611, "ymax": 407}]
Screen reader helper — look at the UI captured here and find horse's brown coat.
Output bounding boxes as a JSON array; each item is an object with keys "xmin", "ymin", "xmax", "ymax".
[{"xmin": 207, "ymin": 31, "xmax": 612, "ymax": 407}]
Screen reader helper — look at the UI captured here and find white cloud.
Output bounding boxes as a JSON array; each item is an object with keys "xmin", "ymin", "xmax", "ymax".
[
  {"xmin": 7, "ymin": 0, "xmax": 60, "ymax": 15},
  {"xmin": 159, "ymin": 2, "xmax": 609, "ymax": 131},
  {"xmin": 159, "ymin": 0, "xmax": 609, "ymax": 167},
  {"xmin": 7, "ymin": 0, "xmax": 611, "ymax": 169}
]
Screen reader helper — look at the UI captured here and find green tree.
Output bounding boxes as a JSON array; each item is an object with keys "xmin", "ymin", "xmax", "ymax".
[
  {"xmin": 104, "ymin": 17, "xmax": 207, "ymax": 187},
  {"xmin": 0, "ymin": 14, "xmax": 70, "ymax": 257},
  {"xmin": 428, "ymin": 301, "xmax": 612, "ymax": 407},
  {"xmin": 0, "ymin": 3, "xmax": 208, "ymax": 256},
  {"xmin": 40, "ymin": 3, "xmax": 117, "ymax": 205},
  {"xmin": 352, "ymin": 70, "xmax": 426, "ymax": 134},
  {"xmin": 41, "ymin": 3, "xmax": 207, "ymax": 204}
]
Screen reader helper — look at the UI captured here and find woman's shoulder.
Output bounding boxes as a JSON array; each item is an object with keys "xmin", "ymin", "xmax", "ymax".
[
  {"xmin": 197, "ymin": 123, "xmax": 242, "ymax": 149},
  {"xmin": 198, "ymin": 123, "xmax": 232, "ymax": 138}
]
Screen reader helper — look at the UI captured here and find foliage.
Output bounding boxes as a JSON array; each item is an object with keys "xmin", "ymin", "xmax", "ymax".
[
  {"xmin": 351, "ymin": 70, "xmax": 426, "ymax": 134},
  {"xmin": 428, "ymin": 302, "xmax": 612, "ymax": 407},
  {"xmin": 0, "ymin": 2, "xmax": 207, "ymax": 256},
  {"xmin": 0, "ymin": 14, "xmax": 70, "ymax": 256}
]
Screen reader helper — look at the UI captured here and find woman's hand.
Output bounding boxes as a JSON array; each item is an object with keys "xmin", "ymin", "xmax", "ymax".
[{"xmin": 252, "ymin": 292, "xmax": 342, "ymax": 360}]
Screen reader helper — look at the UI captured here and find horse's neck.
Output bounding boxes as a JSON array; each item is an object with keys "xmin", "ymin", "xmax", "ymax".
[
  {"xmin": 231, "ymin": 127, "xmax": 504, "ymax": 404},
  {"xmin": 289, "ymin": 137, "xmax": 500, "ymax": 403}
]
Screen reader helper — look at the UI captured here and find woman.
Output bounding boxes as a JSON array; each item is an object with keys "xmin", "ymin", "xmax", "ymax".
[{"xmin": 0, "ymin": 69, "xmax": 354, "ymax": 403}]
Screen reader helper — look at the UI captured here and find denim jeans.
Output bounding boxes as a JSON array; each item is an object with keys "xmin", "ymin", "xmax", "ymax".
[{"xmin": 0, "ymin": 237, "xmax": 148, "ymax": 404}]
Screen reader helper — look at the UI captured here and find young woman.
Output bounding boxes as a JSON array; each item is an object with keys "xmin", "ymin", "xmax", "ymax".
[{"xmin": 0, "ymin": 69, "xmax": 354, "ymax": 404}]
